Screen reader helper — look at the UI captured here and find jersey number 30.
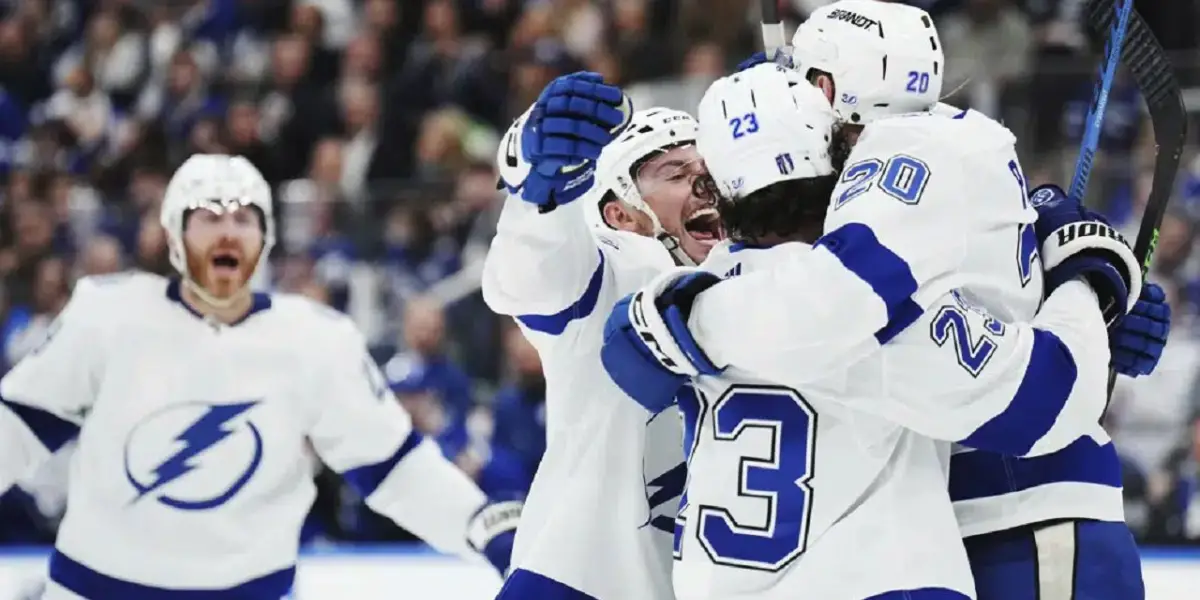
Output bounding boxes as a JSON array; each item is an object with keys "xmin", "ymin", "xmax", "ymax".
[{"xmin": 676, "ymin": 384, "xmax": 816, "ymax": 571}]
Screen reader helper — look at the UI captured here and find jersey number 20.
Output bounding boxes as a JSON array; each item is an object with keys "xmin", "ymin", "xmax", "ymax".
[{"xmin": 676, "ymin": 384, "xmax": 816, "ymax": 571}]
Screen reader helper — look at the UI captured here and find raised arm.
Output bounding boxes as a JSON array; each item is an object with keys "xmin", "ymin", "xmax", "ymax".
[
  {"xmin": 482, "ymin": 72, "xmax": 629, "ymax": 329},
  {"xmin": 482, "ymin": 110, "xmax": 605, "ymax": 319}
]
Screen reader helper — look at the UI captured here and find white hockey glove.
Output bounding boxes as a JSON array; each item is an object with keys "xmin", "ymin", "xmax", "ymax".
[{"xmin": 466, "ymin": 499, "xmax": 522, "ymax": 575}]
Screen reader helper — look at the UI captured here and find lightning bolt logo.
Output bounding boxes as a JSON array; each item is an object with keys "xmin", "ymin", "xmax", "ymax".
[
  {"xmin": 644, "ymin": 461, "xmax": 688, "ymax": 534},
  {"xmin": 131, "ymin": 401, "xmax": 259, "ymax": 501}
]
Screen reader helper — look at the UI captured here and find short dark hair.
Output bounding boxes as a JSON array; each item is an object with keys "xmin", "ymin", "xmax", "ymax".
[
  {"xmin": 695, "ymin": 174, "xmax": 838, "ymax": 244},
  {"xmin": 694, "ymin": 124, "xmax": 853, "ymax": 245}
]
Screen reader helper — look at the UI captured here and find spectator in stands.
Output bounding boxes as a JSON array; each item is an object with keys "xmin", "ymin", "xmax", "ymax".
[
  {"xmin": 1144, "ymin": 413, "xmax": 1200, "ymax": 544},
  {"xmin": 391, "ymin": 369, "xmax": 530, "ymax": 498},
  {"xmin": 383, "ymin": 296, "xmax": 473, "ymax": 421},
  {"xmin": 2, "ymin": 256, "xmax": 67, "ymax": 369}
]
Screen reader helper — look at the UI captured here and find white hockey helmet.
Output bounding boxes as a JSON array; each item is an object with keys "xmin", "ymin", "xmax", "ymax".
[
  {"xmin": 791, "ymin": 0, "xmax": 943, "ymax": 125},
  {"xmin": 592, "ymin": 107, "xmax": 700, "ymax": 264},
  {"xmin": 160, "ymin": 154, "xmax": 275, "ymax": 300},
  {"xmin": 697, "ymin": 64, "xmax": 838, "ymax": 200}
]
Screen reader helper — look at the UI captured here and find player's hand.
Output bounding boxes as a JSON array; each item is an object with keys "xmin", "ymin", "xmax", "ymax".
[
  {"xmin": 601, "ymin": 269, "xmax": 723, "ymax": 413},
  {"xmin": 466, "ymin": 498, "xmax": 522, "ymax": 575},
  {"xmin": 735, "ymin": 50, "xmax": 793, "ymax": 72},
  {"xmin": 496, "ymin": 71, "xmax": 632, "ymax": 210},
  {"xmin": 1110, "ymin": 282, "xmax": 1171, "ymax": 377},
  {"xmin": 1030, "ymin": 184, "xmax": 1142, "ymax": 326}
]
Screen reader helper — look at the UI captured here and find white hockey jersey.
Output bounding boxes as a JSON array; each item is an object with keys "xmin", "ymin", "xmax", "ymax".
[
  {"xmin": 482, "ymin": 197, "xmax": 683, "ymax": 600},
  {"xmin": 0, "ymin": 273, "xmax": 493, "ymax": 599},
  {"xmin": 670, "ymin": 110, "xmax": 1114, "ymax": 599}
]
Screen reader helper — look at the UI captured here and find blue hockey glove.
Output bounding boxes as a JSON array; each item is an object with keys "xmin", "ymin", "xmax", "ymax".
[
  {"xmin": 735, "ymin": 50, "xmax": 793, "ymax": 72},
  {"xmin": 1030, "ymin": 184, "xmax": 1142, "ymax": 326},
  {"xmin": 601, "ymin": 270, "xmax": 723, "ymax": 413},
  {"xmin": 466, "ymin": 498, "xmax": 522, "ymax": 575},
  {"xmin": 1110, "ymin": 282, "xmax": 1171, "ymax": 377},
  {"xmin": 496, "ymin": 71, "xmax": 632, "ymax": 210}
]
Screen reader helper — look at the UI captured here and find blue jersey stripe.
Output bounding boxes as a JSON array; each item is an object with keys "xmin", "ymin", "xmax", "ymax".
[
  {"xmin": 50, "ymin": 550, "xmax": 295, "ymax": 599},
  {"xmin": 814, "ymin": 223, "xmax": 924, "ymax": 344},
  {"xmin": 1, "ymin": 397, "xmax": 80, "ymax": 453},
  {"xmin": 949, "ymin": 438, "xmax": 1121, "ymax": 502},
  {"xmin": 958, "ymin": 329, "xmax": 1078, "ymax": 456},
  {"xmin": 517, "ymin": 250, "xmax": 606, "ymax": 335},
  {"xmin": 340, "ymin": 429, "xmax": 425, "ymax": 499}
]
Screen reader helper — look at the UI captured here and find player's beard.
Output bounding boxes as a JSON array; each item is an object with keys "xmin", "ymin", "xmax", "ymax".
[{"xmin": 185, "ymin": 243, "xmax": 261, "ymax": 302}]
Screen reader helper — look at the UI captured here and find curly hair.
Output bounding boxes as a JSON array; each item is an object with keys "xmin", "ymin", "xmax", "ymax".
[{"xmin": 693, "ymin": 124, "xmax": 854, "ymax": 245}]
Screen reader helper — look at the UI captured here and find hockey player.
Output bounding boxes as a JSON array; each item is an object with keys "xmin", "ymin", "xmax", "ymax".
[
  {"xmin": 799, "ymin": 3, "xmax": 1161, "ymax": 598},
  {"xmin": 601, "ymin": 1, "xmax": 1167, "ymax": 597},
  {"xmin": 0, "ymin": 155, "xmax": 519, "ymax": 599},
  {"xmin": 482, "ymin": 72, "xmax": 720, "ymax": 600},
  {"xmin": 602, "ymin": 61, "xmax": 1150, "ymax": 600}
]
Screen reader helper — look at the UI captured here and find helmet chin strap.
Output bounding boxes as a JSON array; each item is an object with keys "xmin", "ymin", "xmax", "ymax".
[
  {"xmin": 635, "ymin": 203, "xmax": 695, "ymax": 267},
  {"xmin": 182, "ymin": 276, "xmax": 253, "ymax": 311}
]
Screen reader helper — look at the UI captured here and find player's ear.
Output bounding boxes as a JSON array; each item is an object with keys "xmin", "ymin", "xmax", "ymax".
[
  {"xmin": 602, "ymin": 199, "xmax": 638, "ymax": 232},
  {"xmin": 813, "ymin": 74, "xmax": 835, "ymax": 105}
]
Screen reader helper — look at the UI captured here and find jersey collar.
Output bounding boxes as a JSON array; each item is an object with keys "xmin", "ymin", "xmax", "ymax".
[{"xmin": 165, "ymin": 279, "xmax": 273, "ymax": 326}]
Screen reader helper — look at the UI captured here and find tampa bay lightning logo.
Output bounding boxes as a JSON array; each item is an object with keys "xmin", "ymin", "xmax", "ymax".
[
  {"xmin": 643, "ymin": 407, "xmax": 687, "ymax": 534},
  {"xmin": 1029, "ymin": 187, "xmax": 1059, "ymax": 208},
  {"xmin": 123, "ymin": 400, "xmax": 264, "ymax": 510}
]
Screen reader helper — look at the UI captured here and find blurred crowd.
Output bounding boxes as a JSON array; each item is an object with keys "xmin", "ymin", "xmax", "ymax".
[{"xmin": 1, "ymin": 0, "xmax": 1200, "ymax": 549}]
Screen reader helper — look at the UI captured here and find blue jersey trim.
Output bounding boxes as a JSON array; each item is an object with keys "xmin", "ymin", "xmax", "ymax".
[
  {"xmin": 50, "ymin": 550, "xmax": 295, "ymax": 599},
  {"xmin": 165, "ymin": 279, "xmax": 272, "ymax": 325},
  {"xmin": 865, "ymin": 589, "xmax": 971, "ymax": 600},
  {"xmin": 814, "ymin": 223, "xmax": 924, "ymax": 344},
  {"xmin": 1, "ymin": 396, "xmax": 80, "ymax": 453},
  {"xmin": 496, "ymin": 569, "xmax": 601, "ymax": 600},
  {"xmin": 949, "ymin": 438, "xmax": 1121, "ymax": 502},
  {"xmin": 339, "ymin": 429, "xmax": 425, "ymax": 498},
  {"xmin": 958, "ymin": 328, "xmax": 1078, "ymax": 455},
  {"xmin": 517, "ymin": 250, "xmax": 606, "ymax": 335}
]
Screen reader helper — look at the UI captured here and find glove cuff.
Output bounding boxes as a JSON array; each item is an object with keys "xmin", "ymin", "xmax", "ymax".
[
  {"xmin": 497, "ymin": 105, "xmax": 535, "ymax": 195},
  {"xmin": 628, "ymin": 269, "xmax": 721, "ymax": 376},
  {"xmin": 1039, "ymin": 221, "xmax": 1142, "ymax": 315},
  {"xmin": 466, "ymin": 499, "xmax": 522, "ymax": 553}
]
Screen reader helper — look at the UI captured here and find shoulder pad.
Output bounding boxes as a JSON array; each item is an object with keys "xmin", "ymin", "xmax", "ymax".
[
  {"xmin": 859, "ymin": 111, "xmax": 1015, "ymax": 157},
  {"xmin": 268, "ymin": 293, "xmax": 362, "ymax": 342}
]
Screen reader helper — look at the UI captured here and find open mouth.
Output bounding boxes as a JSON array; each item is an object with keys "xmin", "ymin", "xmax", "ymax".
[
  {"xmin": 210, "ymin": 252, "xmax": 242, "ymax": 275},
  {"xmin": 684, "ymin": 208, "xmax": 724, "ymax": 245}
]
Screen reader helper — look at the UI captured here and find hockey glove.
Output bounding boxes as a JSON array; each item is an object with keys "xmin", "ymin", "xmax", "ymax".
[
  {"xmin": 466, "ymin": 498, "xmax": 523, "ymax": 575},
  {"xmin": 1030, "ymin": 184, "xmax": 1142, "ymax": 326},
  {"xmin": 601, "ymin": 269, "xmax": 722, "ymax": 413},
  {"xmin": 1110, "ymin": 282, "xmax": 1171, "ymax": 377},
  {"xmin": 497, "ymin": 71, "xmax": 632, "ymax": 210}
]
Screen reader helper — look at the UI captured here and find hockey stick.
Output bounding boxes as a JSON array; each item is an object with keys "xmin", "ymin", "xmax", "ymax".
[
  {"xmin": 760, "ymin": 0, "xmax": 787, "ymax": 57},
  {"xmin": 1082, "ymin": 0, "xmax": 1189, "ymax": 396},
  {"xmin": 1068, "ymin": 0, "xmax": 1135, "ymax": 204}
]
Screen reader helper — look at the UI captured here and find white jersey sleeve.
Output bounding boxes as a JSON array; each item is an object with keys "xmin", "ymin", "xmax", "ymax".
[
  {"xmin": 481, "ymin": 111, "xmax": 605, "ymax": 330},
  {"xmin": 690, "ymin": 113, "xmax": 1022, "ymax": 385},
  {"xmin": 836, "ymin": 280, "xmax": 1110, "ymax": 457},
  {"xmin": 304, "ymin": 313, "xmax": 487, "ymax": 557},
  {"xmin": 0, "ymin": 277, "xmax": 108, "ymax": 492}
]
